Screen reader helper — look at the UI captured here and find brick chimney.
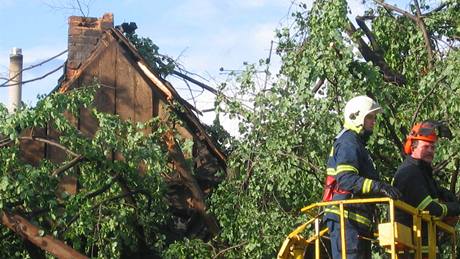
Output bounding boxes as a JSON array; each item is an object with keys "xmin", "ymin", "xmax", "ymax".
[{"xmin": 67, "ymin": 13, "xmax": 113, "ymax": 78}]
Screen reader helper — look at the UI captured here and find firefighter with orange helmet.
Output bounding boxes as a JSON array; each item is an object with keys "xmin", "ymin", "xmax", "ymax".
[
  {"xmin": 323, "ymin": 95, "xmax": 401, "ymax": 259},
  {"xmin": 393, "ymin": 121, "xmax": 460, "ymax": 256}
]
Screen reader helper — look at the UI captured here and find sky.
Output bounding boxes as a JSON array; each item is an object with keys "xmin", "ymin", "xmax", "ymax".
[
  {"xmin": 0, "ymin": 0, "xmax": 411, "ymax": 134},
  {"xmin": 0, "ymin": 0, "xmax": 298, "ymax": 133}
]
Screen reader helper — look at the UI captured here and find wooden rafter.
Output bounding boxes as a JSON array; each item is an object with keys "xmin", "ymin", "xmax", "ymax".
[{"xmin": 163, "ymin": 129, "xmax": 220, "ymax": 235}]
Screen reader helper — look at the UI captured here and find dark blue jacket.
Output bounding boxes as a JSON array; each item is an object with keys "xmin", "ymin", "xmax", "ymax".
[
  {"xmin": 324, "ymin": 127, "xmax": 380, "ymax": 230},
  {"xmin": 393, "ymin": 156, "xmax": 458, "ymax": 242},
  {"xmin": 393, "ymin": 157, "xmax": 448, "ymax": 223}
]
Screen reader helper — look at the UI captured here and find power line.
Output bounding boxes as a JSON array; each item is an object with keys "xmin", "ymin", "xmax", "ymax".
[
  {"xmin": 0, "ymin": 49, "xmax": 67, "ymax": 87},
  {"xmin": 0, "ymin": 65, "xmax": 64, "ymax": 88}
]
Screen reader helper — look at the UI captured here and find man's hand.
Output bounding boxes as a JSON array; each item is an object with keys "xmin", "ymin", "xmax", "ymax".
[
  {"xmin": 372, "ymin": 181, "xmax": 402, "ymax": 200},
  {"xmin": 446, "ymin": 202, "xmax": 460, "ymax": 216},
  {"xmin": 439, "ymin": 187, "xmax": 458, "ymax": 202}
]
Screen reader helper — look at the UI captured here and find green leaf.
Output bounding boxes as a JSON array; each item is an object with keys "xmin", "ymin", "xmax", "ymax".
[{"xmin": 0, "ymin": 177, "xmax": 8, "ymax": 191}]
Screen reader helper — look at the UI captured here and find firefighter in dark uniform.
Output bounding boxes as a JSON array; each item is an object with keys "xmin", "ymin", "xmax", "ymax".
[
  {"xmin": 323, "ymin": 95, "xmax": 401, "ymax": 259},
  {"xmin": 393, "ymin": 121, "xmax": 460, "ymax": 257}
]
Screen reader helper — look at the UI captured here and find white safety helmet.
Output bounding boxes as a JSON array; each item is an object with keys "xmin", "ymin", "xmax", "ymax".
[{"xmin": 344, "ymin": 95, "xmax": 382, "ymax": 128}]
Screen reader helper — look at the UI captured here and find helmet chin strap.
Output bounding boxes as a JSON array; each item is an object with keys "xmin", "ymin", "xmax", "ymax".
[{"xmin": 344, "ymin": 121, "xmax": 363, "ymax": 134}]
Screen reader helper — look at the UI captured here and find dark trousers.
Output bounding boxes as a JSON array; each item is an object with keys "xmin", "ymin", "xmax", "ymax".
[{"xmin": 327, "ymin": 220, "xmax": 371, "ymax": 259}]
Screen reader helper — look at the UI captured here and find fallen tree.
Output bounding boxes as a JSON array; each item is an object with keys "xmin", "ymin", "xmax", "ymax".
[{"xmin": 0, "ymin": 86, "xmax": 223, "ymax": 258}]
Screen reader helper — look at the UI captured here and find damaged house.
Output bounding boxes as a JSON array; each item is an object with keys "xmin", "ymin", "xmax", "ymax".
[{"xmin": 3, "ymin": 13, "xmax": 227, "ymax": 258}]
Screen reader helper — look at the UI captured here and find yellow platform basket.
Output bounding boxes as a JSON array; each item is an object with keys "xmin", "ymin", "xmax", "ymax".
[{"xmin": 378, "ymin": 222, "xmax": 414, "ymax": 250}]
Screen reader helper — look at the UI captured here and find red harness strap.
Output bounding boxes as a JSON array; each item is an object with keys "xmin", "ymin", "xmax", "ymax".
[{"xmin": 322, "ymin": 176, "xmax": 351, "ymax": 201}]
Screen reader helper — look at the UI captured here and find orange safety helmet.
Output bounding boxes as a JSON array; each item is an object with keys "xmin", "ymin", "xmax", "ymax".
[{"xmin": 403, "ymin": 121, "xmax": 438, "ymax": 155}]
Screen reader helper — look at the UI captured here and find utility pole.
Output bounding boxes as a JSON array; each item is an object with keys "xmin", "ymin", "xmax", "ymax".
[{"xmin": 8, "ymin": 47, "xmax": 23, "ymax": 113}]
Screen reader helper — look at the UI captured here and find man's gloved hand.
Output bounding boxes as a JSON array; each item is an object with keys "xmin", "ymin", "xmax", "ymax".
[
  {"xmin": 372, "ymin": 181, "xmax": 402, "ymax": 200},
  {"xmin": 445, "ymin": 202, "xmax": 460, "ymax": 216},
  {"xmin": 439, "ymin": 187, "xmax": 458, "ymax": 202}
]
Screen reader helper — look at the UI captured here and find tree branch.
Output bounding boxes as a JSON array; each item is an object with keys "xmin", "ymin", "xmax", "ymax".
[
  {"xmin": 367, "ymin": 91, "xmax": 403, "ymax": 152},
  {"xmin": 212, "ymin": 241, "xmax": 248, "ymax": 259},
  {"xmin": 91, "ymin": 190, "xmax": 152, "ymax": 210},
  {"xmin": 181, "ymin": 74, "xmax": 197, "ymax": 108},
  {"xmin": 276, "ymin": 151, "xmax": 323, "ymax": 186},
  {"xmin": 64, "ymin": 190, "xmax": 151, "ymax": 232},
  {"xmin": 1, "ymin": 210, "xmax": 88, "ymax": 259},
  {"xmin": 19, "ymin": 136, "xmax": 80, "ymax": 157},
  {"xmin": 241, "ymin": 159, "xmax": 255, "ymax": 191},
  {"xmin": 374, "ymin": 0, "xmax": 434, "ymax": 69},
  {"xmin": 410, "ymin": 75, "xmax": 446, "ymax": 127},
  {"xmin": 424, "ymin": 3, "xmax": 448, "ymax": 16},
  {"xmin": 413, "ymin": 0, "xmax": 434, "ymax": 69},
  {"xmin": 171, "ymin": 70, "xmax": 218, "ymax": 95},
  {"xmin": 109, "ymin": 170, "xmax": 152, "ymax": 255},
  {"xmin": 60, "ymin": 173, "xmax": 120, "ymax": 232},
  {"xmin": 345, "ymin": 20, "xmax": 406, "ymax": 86},
  {"xmin": 0, "ymin": 139, "xmax": 13, "ymax": 148},
  {"xmin": 384, "ymin": 111, "xmax": 403, "ymax": 152},
  {"xmin": 52, "ymin": 155, "xmax": 85, "ymax": 176},
  {"xmin": 356, "ymin": 16, "xmax": 380, "ymax": 51},
  {"xmin": 311, "ymin": 77, "xmax": 325, "ymax": 94},
  {"xmin": 84, "ymin": 173, "xmax": 120, "ymax": 200},
  {"xmin": 75, "ymin": 0, "xmax": 87, "ymax": 17},
  {"xmin": 433, "ymin": 153, "xmax": 457, "ymax": 173},
  {"xmin": 373, "ymin": 0, "xmax": 417, "ymax": 21},
  {"xmin": 450, "ymin": 158, "xmax": 459, "ymax": 193}
]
